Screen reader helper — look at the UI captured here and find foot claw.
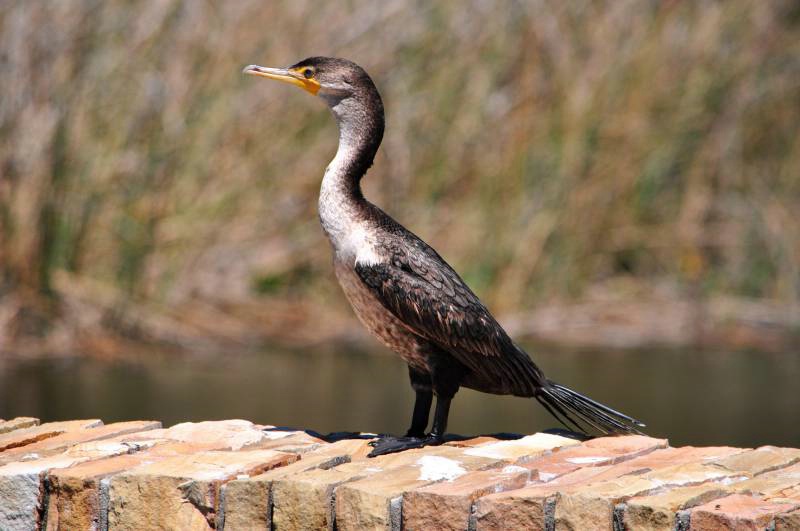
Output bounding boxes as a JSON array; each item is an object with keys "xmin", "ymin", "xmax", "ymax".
[{"xmin": 367, "ymin": 435, "xmax": 442, "ymax": 457}]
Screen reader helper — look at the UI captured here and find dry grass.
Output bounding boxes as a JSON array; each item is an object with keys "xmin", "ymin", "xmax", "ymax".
[{"xmin": 1, "ymin": 1, "xmax": 799, "ymax": 351}]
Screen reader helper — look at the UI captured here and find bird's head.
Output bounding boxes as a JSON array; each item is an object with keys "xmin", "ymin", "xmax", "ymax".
[
  {"xmin": 243, "ymin": 57, "xmax": 378, "ymax": 106},
  {"xmin": 244, "ymin": 56, "xmax": 384, "ymax": 160}
]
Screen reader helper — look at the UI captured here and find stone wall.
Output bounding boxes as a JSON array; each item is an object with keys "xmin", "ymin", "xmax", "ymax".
[{"xmin": 0, "ymin": 417, "xmax": 798, "ymax": 530}]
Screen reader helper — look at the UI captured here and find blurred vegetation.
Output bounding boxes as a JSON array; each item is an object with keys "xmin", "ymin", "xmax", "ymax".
[{"xmin": 1, "ymin": 0, "xmax": 799, "ymax": 352}]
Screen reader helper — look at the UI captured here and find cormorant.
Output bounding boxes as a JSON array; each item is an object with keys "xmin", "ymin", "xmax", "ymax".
[{"xmin": 244, "ymin": 57, "xmax": 645, "ymax": 456}]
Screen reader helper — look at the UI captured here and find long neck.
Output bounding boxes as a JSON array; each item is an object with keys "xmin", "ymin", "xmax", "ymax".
[
  {"xmin": 319, "ymin": 90, "xmax": 385, "ymax": 245},
  {"xmin": 321, "ymin": 91, "xmax": 384, "ymax": 200}
]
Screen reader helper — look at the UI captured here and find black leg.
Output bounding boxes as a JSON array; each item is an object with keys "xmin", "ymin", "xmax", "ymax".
[
  {"xmin": 425, "ymin": 348, "xmax": 463, "ymax": 442},
  {"xmin": 368, "ymin": 353, "xmax": 465, "ymax": 457},
  {"xmin": 429, "ymin": 396, "xmax": 451, "ymax": 439},
  {"xmin": 406, "ymin": 367, "xmax": 433, "ymax": 437},
  {"xmin": 406, "ymin": 390, "xmax": 433, "ymax": 437},
  {"xmin": 368, "ymin": 366, "xmax": 434, "ymax": 457}
]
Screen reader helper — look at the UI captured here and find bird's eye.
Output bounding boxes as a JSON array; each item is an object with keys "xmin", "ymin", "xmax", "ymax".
[{"xmin": 303, "ymin": 68, "xmax": 314, "ymax": 79}]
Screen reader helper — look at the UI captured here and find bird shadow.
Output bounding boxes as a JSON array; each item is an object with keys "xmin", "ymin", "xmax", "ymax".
[{"xmin": 265, "ymin": 426, "xmax": 591, "ymax": 444}]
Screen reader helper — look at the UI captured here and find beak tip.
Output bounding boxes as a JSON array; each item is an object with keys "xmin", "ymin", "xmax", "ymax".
[{"xmin": 242, "ymin": 64, "xmax": 259, "ymax": 75}]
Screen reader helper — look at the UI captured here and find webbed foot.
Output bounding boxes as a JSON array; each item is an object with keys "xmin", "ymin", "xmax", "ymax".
[{"xmin": 367, "ymin": 434, "xmax": 442, "ymax": 457}]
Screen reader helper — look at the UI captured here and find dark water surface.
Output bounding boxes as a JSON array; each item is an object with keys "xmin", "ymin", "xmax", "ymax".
[{"xmin": 1, "ymin": 345, "xmax": 798, "ymax": 448}]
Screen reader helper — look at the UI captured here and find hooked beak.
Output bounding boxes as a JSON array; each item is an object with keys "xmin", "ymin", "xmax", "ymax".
[{"xmin": 242, "ymin": 64, "xmax": 320, "ymax": 95}]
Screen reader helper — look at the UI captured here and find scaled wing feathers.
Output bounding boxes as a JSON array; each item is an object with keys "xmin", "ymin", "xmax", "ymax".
[{"xmin": 354, "ymin": 236, "xmax": 543, "ymax": 395}]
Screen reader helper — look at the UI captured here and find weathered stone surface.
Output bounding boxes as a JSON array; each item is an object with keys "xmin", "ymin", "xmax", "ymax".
[
  {"xmin": 336, "ymin": 448, "xmax": 501, "ymax": 531},
  {"xmin": 550, "ymin": 472, "xmax": 671, "ymax": 530},
  {"xmin": 579, "ymin": 435, "xmax": 669, "ymax": 462},
  {"xmin": 0, "ymin": 456, "xmax": 78, "ymax": 531},
  {"xmin": 445, "ymin": 436, "xmax": 503, "ymax": 448},
  {"xmin": 0, "ymin": 419, "xmax": 102, "ymax": 452},
  {"xmin": 251, "ymin": 428, "xmax": 327, "ymax": 453},
  {"xmin": 401, "ymin": 436, "xmax": 663, "ymax": 531},
  {"xmin": 462, "ymin": 432, "xmax": 579, "ymax": 461},
  {"xmin": 0, "ymin": 420, "xmax": 161, "ymax": 464},
  {"xmin": 46, "ymin": 453, "xmax": 151, "ymax": 531},
  {"xmin": 120, "ymin": 419, "xmax": 271, "ymax": 451},
  {"xmin": 403, "ymin": 464, "xmax": 531, "ymax": 531},
  {"xmin": 706, "ymin": 446, "xmax": 800, "ymax": 476},
  {"xmin": 775, "ymin": 508, "xmax": 800, "ymax": 530},
  {"xmin": 46, "ymin": 438, "xmax": 268, "ymax": 530},
  {"xmin": 621, "ymin": 445, "xmax": 745, "ymax": 472},
  {"xmin": 688, "ymin": 493, "xmax": 799, "ymax": 530},
  {"xmin": 0, "ymin": 417, "xmax": 39, "ymax": 434},
  {"xmin": 0, "ymin": 443, "xmax": 135, "ymax": 531},
  {"xmin": 43, "ymin": 430, "xmax": 325, "ymax": 531},
  {"xmin": 0, "ymin": 417, "xmax": 795, "ymax": 531},
  {"xmin": 219, "ymin": 476, "xmax": 271, "ymax": 531},
  {"xmin": 768, "ymin": 483, "xmax": 800, "ymax": 504},
  {"xmin": 732, "ymin": 461, "xmax": 800, "ymax": 500},
  {"xmin": 473, "ymin": 463, "xmax": 646, "ymax": 531},
  {"xmin": 554, "ymin": 449, "xmax": 749, "ymax": 531},
  {"xmin": 473, "ymin": 446, "xmax": 741, "ymax": 531},
  {"xmin": 623, "ymin": 484, "xmax": 734, "ymax": 531},
  {"xmin": 272, "ymin": 446, "xmax": 465, "ymax": 531},
  {"xmin": 222, "ymin": 439, "xmax": 370, "ymax": 531},
  {"xmin": 620, "ymin": 459, "xmax": 800, "ymax": 531},
  {"xmin": 62, "ymin": 438, "xmax": 151, "ymax": 457},
  {"xmin": 522, "ymin": 435, "xmax": 667, "ymax": 481},
  {"xmin": 638, "ymin": 461, "xmax": 748, "ymax": 488},
  {"xmin": 108, "ymin": 449, "xmax": 296, "ymax": 530}
]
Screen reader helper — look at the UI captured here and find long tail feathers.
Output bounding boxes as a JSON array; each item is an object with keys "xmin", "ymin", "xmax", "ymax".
[{"xmin": 535, "ymin": 381, "xmax": 646, "ymax": 435}]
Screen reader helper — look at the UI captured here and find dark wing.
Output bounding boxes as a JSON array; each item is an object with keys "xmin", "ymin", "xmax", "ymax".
[{"xmin": 354, "ymin": 236, "xmax": 543, "ymax": 396}]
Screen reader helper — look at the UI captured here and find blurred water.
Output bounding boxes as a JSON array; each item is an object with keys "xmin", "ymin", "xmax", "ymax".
[{"xmin": 1, "ymin": 345, "xmax": 798, "ymax": 448}]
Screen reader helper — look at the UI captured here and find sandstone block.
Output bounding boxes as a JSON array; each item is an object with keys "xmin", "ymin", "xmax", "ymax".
[
  {"xmin": 0, "ymin": 419, "xmax": 102, "ymax": 452},
  {"xmin": 475, "ymin": 491, "xmax": 550, "ymax": 531},
  {"xmin": 554, "ymin": 453, "xmax": 751, "ymax": 531},
  {"xmin": 620, "ymin": 459, "xmax": 800, "ymax": 530},
  {"xmin": 272, "ymin": 445, "xmax": 464, "ymax": 531},
  {"xmin": 688, "ymin": 493, "xmax": 799, "ymax": 530},
  {"xmin": 120, "ymin": 419, "xmax": 271, "ymax": 451},
  {"xmin": 222, "ymin": 438, "xmax": 370, "ymax": 531},
  {"xmin": 461, "ymin": 433, "xmax": 579, "ymax": 462},
  {"xmin": 46, "ymin": 438, "xmax": 258, "ymax": 530},
  {"xmin": 619, "ymin": 445, "xmax": 745, "ymax": 473},
  {"xmin": 554, "ymin": 477, "xmax": 658, "ymax": 531},
  {"xmin": 623, "ymin": 484, "xmax": 735, "ymax": 531},
  {"xmin": 46, "ymin": 453, "xmax": 153, "ymax": 531},
  {"xmin": 775, "ymin": 508, "xmax": 800, "ymax": 530},
  {"xmin": 471, "ymin": 448, "xmax": 740, "ymax": 531},
  {"xmin": 0, "ymin": 442, "xmax": 136, "ymax": 531},
  {"xmin": 2, "ymin": 418, "xmax": 793, "ymax": 531},
  {"xmin": 336, "ymin": 448, "xmax": 500, "ymax": 531},
  {"xmin": 0, "ymin": 456, "xmax": 85, "ymax": 531},
  {"xmin": 473, "ymin": 463, "xmax": 647, "ymax": 531},
  {"xmin": 769, "ymin": 484, "xmax": 800, "ymax": 503},
  {"xmin": 580, "ymin": 435, "xmax": 669, "ymax": 462},
  {"xmin": 108, "ymin": 448, "xmax": 296, "ymax": 530},
  {"xmin": 0, "ymin": 417, "xmax": 40, "ymax": 434},
  {"xmin": 0, "ymin": 420, "xmax": 161, "ymax": 464},
  {"xmin": 403, "ymin": 464, "xmax": 531, "ymax": 531},
  {"xmin": 251, "ymin": 428, "xmax": 327, "ymax": 453},
  {"xmin": 733, "ymin": 461, "xmax": 800, "ymax": 499},
  {"xmin": 706, "ymin": 446, "xmax": 800, "ymax": 476},
  {"xmin": 219, "ymin": 477, "xmax": 271, "ymax": 531},
  {"xmin": 521, "ymin": 434, "xmax": 667, "ymax": 481},
  {"xmin": 445, "ymin": 436, "xmax": 504, "ymax": 448},
  {"xmin": 417, "ymin": 436, "xmax": 662, "ymax": 531}
]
